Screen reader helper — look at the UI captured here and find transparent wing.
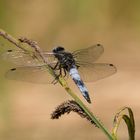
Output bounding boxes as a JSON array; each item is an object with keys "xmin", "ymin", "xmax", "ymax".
[
  {"xmin": 73, "ymin": 44, "xmax": 104, "ymax": 64},
  {"xmin": 5, "ymin": 66, "xmax": 56, "ymax": 84},
  {"xmin": 1, "ymin": 49, "xmax": 69, "ymax": 84},
  {"xmin": 78, "ymin": 63, "xmax": 117, "ymax": 82},
  {"xmin": 0, "ymin": 49, "xmax": 56, "ymax": 66}
]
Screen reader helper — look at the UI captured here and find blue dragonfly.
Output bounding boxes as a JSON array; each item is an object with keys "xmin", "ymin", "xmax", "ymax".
[{"xmin": 0, "ymin": 44, "xmax": 117, "ymax": 103}]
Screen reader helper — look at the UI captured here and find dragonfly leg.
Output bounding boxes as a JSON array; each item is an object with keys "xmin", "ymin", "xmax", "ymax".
[
  {"xmin": 51, "ymin": 66, "xmax": 63, "ymax": 85},
  {"xmin": 51, "ymin": 62, "xmax": 60, "ymax": 70},
  {"xmin": 51, "ymin": 62, "xmax": 68, "ymax": 84},
  {"xmin": 51, "ymin": 79, "xmax": 58, "ymax": 84}
]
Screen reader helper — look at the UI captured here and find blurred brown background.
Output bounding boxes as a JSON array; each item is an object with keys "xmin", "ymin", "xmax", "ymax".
[{"xmin": 0, "ymin": 0, "xmax": 140, "ymax": 140}]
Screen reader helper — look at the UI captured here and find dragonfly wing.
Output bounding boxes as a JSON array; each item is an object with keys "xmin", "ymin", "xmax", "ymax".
[
  {"xmin": 0, "ymin": 49, "xmax": 43, "ymax": 66},
  {"xmin": 5, "ymin": 66, "xmax": 56, "ymax": 84},
  {"xmin": 0, "ymin": 50, "xmax": 56, "ymax": 66},
  {"xmin": 78, "ymin": 63, "xmax": 117, "ymax": 82},
  {"xmin": 73, "ymin": 44, "xmax": 104, "ymax": 64}
]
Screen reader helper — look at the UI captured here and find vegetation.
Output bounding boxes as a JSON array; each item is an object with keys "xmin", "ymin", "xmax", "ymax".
[{"xmin": 0, "ymin": 29, "xmax": 135, "ymax": 140}]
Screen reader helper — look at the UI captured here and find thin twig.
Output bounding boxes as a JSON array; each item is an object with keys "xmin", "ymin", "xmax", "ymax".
[
  {"xmin": 0, "ymin": 29, "xmax": 26, "ymax": 51},
  {"xmin": 18, "ymin": 37, "xmax": 47, "ymax": 63}
]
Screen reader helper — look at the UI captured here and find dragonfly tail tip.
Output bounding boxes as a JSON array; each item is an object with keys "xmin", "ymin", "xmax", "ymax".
[{"xmin": 85, "ymin": 96, "xmax": 91, "ymax": 104}]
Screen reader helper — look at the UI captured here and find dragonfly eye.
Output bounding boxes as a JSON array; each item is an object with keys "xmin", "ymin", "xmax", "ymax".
[{"xmin": 53, "ymin": 46, "xmax": 65, "ymax": 53}]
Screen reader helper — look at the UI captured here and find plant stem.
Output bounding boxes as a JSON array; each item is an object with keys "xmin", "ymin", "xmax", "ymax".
[
  {"xmin": 0, "ymin": 29, "xmax": 114, "ymax": 140},
  {"xmin": 59, "ymin": 77, "xmax": 114, "ymax": 140}
]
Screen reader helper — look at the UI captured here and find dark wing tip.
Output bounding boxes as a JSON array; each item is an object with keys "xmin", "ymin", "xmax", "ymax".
[
  {"xmin": 109, "ymin": 63, "xmax": 114, "ymax": 66},
  {"xmin": 97, "ymin": 43, "xmax": 102, "ymax": 46},
  {"xmin": 108, "ymin": 63, "xmax": 116, "ymax": 68},
  {"xmin": 10, "ymin": 68, "xmax": 16, "ymax": 71},
  {"xmin": 108, "ymin": 63, "xmax": 117, "ymax": 73},
  {"xmin": 7, "ymin": 50, "xmax": 13, "ymax": 52},
  {"xmin": 96, "ymin": 43, "xmax": 104, "ymax": 53}
]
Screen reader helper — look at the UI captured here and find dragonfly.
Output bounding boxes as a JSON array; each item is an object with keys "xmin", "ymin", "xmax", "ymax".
[{"xmin": 0, "ymin": 43, "xmax": 117, "ymax": 103}]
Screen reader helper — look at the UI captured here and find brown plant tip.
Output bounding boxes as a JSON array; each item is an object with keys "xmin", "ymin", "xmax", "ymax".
[
  {"xmin": 51, "ymin": 100, "xmax": 98, "ymax": 127},
  {"xmin": 18, "ymin": 37, "xmax": 43, "ymax": 57},
  {"xmin": 18, "ymin": 37, "xmax": 37, "ymax": 48}
]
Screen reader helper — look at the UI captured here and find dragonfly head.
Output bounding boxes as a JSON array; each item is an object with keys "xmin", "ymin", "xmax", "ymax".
[{"xmin": 53, "ymin": 46, "xmax": 65, "ymax": 53}]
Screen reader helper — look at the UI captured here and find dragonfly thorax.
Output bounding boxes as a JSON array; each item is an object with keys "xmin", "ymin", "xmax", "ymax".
[
  {"xmin": 61, "ymin": 53, "xmax": 75, "ymax": 70},
  {"xmin": 53, "ymin": 47, "xmax": 76, "ymax": 71}
]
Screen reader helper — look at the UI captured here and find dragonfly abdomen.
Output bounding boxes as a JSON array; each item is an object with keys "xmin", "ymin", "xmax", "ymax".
[{"xmin": 69, "ymin": 66, "xmax": 91, "ymax": 103}]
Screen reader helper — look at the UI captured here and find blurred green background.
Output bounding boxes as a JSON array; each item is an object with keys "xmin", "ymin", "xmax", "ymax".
[{"xmin": 0, "ymin": 0, "xmax": 140, "ymax": 140}]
